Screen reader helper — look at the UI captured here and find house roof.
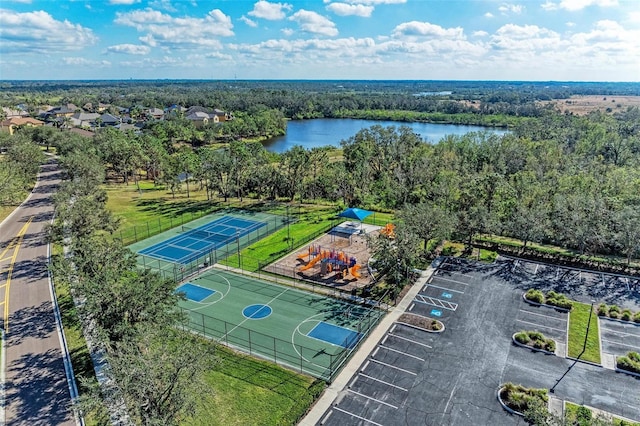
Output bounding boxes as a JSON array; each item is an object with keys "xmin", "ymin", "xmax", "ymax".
[
  {"xmin": 186, "ymin": 111, "xmax": 211, "ymax": 120},
  {"xmin": 98, "ymin": 113, "xmax": 120, "ymax": 124},
  {"xmin": 1, "ymin": 117, "xmax": 44, "ymax": 126}
]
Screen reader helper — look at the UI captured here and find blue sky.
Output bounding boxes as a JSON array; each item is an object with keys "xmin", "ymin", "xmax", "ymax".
[{"xmin": 1, "ymin": 0, "xmax": 638, "ymax": 81}]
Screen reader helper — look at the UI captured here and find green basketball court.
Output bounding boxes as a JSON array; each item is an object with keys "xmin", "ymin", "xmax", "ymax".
[{"xmin": 178, "ymin": 269, "xmax": 384, "ymax": 381}]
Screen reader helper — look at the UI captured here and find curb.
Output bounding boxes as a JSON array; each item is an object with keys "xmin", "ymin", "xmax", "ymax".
[
  {"xmin": 614, "ymin": 367, "xmax": 640, "ymax": 378},
  {"xmin": 497, "ymin": 387, "xmax": 525, "ymax": 417},
  {"xmin": 598, "ymin": 315, "xmax": 640, "ymax": 326},
  {"xmin": 566, "ymin": 356, "xmax": 602, "ymax": 368}
]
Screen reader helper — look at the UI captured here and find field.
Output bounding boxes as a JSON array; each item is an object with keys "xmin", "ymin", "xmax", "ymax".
[{"xmin": 540, "ymin": 95, "xmax": 640, "ymax": 115}]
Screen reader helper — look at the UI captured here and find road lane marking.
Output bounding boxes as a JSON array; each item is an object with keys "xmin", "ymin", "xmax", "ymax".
[{"xmin": 3, "ymin": 217, "xmax": 33, "ymax": 332}]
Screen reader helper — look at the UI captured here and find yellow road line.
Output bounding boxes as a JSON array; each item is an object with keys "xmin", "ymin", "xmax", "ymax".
[{"xmin": 3, "ymin": 217, "xmax": 33, "ymax": 332}]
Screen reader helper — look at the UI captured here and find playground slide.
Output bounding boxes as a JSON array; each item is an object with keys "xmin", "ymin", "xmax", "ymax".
[
  {"xmin": 300, "ymin": 254, "xmax": 323, "ymax": 271},
  {"xmin": 350, "ymin": 264, "xmax": 361, "ymax": 279}
]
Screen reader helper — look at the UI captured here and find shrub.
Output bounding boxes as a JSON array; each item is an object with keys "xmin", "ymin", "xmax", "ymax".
[
  {"xmin": 621, "ymin": 309, "xmax": 632, "ymax": 321},
  {"xmin": 544, "ymin": 340, "xmax": 556, "ymax": 352},
  {"xmin": 597, "ymin": 303, "xmax": 608, "ymax": 316},
  {"xmin": 514, "ymin": 332, "xmax": 530, "ymax": 344},
  {"xmin": 575, "ymin": 405, "xmax": 593, "ymax": 425},
  {"xmin": 500, "ymin": 383, "xmax": 548, "ymax": 414},
  {"xmin": 634, "ymin": 312, "xmax": 640, "ymax": 324},
  {"xmin": 430, "ymin": 320, "xmax": 443, "ymax": 331},
  {"xmin": 525, "ymin": 289, "xmax": 545, "ymax": 304},
  {"xmin": 609, "ymin": 305, "xmax": 621, "ymax": 314},
  {"xmin": 545, "ymin": 292, "xmax": 573, "ymax": 310},
  {"xmin": 617, "ymin": 352, "xmax": 640, "ymax": 374}
]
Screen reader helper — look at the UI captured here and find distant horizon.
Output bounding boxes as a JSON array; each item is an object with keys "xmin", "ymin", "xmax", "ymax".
[
  {"xmin": 1, "ymin": 1, "xmax": 639, "ymax": 81},
  {"xmin": 2, "ymin": 79, "xmax": 639, "ymax": 84}
]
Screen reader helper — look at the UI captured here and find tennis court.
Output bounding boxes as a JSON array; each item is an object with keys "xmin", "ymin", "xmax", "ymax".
[
  {"xmin": 178, "ymin": 269, "xmax": 384, "ymax": 381},
  {"xmin": 129, "ymin": 210, "xmax": 288, "ymax": 281},
  {"xmin": 139, "ymin": 215, "xmax": 265, "ymax": 264}
]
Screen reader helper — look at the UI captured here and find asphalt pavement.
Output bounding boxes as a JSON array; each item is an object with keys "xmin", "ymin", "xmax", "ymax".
[{"xmin": 0, "ymin": 157, "xmax": 76, "ymax": 426}]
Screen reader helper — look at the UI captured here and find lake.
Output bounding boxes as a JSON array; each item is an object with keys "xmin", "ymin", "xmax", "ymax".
[{"xmin": 262, "ymin": 118, "xmax": 508, "ymax": 153}]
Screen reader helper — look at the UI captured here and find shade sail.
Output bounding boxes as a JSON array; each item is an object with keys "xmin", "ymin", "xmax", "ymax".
[{"xmin": 338, "ymin": 207, "xmax": 372, "ymax": 221}]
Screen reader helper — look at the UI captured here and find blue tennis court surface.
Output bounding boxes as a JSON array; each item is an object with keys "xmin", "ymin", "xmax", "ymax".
[
  {"xmin": 176, "ymin": 283, "xmax": 216, "ymax": 302},
  {"xmin": 308, "ymin": 321, "xmax": 362, "ymax": 349},
  {"xmin": 138, "ymin": 215, "xmax": 266, "ymax": 264}
]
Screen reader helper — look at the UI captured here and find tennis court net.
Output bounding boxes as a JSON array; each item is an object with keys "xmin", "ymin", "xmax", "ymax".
[{"xmin": 181, "ymin": 225, "xmax": 236, "ymax": 243}]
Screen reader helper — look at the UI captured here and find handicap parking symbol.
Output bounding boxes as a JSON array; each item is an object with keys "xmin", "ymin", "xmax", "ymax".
[
  {"xmin": 441, "ymin": 292, "xmax": 453, "ymax": 299},
  {"xmin": 430, "ymin": 309, "xmax": 442, "ymax": 317}
]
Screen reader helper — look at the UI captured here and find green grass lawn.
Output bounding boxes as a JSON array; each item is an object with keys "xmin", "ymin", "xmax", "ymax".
[
  {"xmin": 185, "ymin": 346, "xmax": 325, "ymax": 426},
  {"xmin": 568, "ymin": 302, "xmax": 601, "ymax": 364},
  {"xmin": 565, "ymin": 402, "xmax": 640, "ymax": 426}
]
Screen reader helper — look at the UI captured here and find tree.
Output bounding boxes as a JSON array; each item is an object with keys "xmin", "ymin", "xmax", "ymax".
[
  {"xmin": 279, "ymin": 145, "xmax": 309, "ymax": 202},
  {"xmin": 369, "ymin": 223, "xmax": 420, "ymax": 299},
  {"xmin": 399, "ymin": 202, "xmax": 455, "ymax": 253},
  {"xmin": 103, "ymin": 326, "xmax": 217, "ymax": 426},
  {"xmin": 614, "ymin": 206, "xmax": 640, "ymax": 266}
]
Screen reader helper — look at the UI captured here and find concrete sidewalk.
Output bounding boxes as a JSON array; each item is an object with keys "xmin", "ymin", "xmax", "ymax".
[{"xmin": 299, "ymin": 266, "xmax": 435, "ymax": 425}]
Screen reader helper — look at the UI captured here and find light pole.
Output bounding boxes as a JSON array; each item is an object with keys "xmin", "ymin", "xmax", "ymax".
[{"xmin": 286, "ymin": 204, "xmax": 291, "ymax": 246}]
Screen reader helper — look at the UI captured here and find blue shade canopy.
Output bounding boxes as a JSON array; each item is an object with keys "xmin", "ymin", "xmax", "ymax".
[{"xmin": 338, "ymin": 207, "xmax": 372, "ymax": 221}]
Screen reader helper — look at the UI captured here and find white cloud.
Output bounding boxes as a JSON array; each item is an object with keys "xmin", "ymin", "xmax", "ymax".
[
  {"xmin": 63, "ymin": 57, "xmax": 111, "ymax": 67},
  {"xmin": 0, "ymin": 9, "xmax": 97, "ymax": 54},
  {"xmin": 628, "ymin": 11, "xmax": 640, "ymax": 23},
  {"xmin": 544, "ymin": 0, "xmax": 618, "ymax": 11},
  {"xmin": 338, "ymin": 0, "xmax": 405, "ymax": 4},
  {"xmin": 498, "ymin": 3, "xmax": 524, "ymax": 15},
  {"xmin": 248, "ymin": 1, "xmax": 292, "ymax": 20},
  {"xmin": 541, "ymin": 1, "xmax": 558, "ymax": 10},
  {"xmin": 240, "ymin": 16, "xmax": 258, "ymax": 27},
  {"xmin": 484, "ymin": 12, "xmax": 494, "ymax": 18},
  {"xmin": 106, "ymin": 44, "xmax": 151, "ymax": 55},
  {"xmin": 115, "ymin": 8, "xmax": 233, "ymax": 49},
  {"xmin": 392, "ymin": 21, "xmax": 464, "ymax": 39},
  {"xmin": 109, "ymin": 0, "xmax": 141, "ymax": 4},
  {"xmin": 473, "ymin": 30, "xmax": 489, "ymax": 37},
  {"xmin": 281, "ymin": 28, "xmax": 294, "ymax": 36},
  {"xmin": 326, "ymin": 3, "xmax": 374, "ymax": 17},
  {"xmin": 149, "ymin": 0, "xmax": 177, "ymax": 12},
  {"xmin": 566, "ymin": 21, "xmax": 576, "ymax": 27},
  {"xmin": 289, "ymin": 10, "xmax": 338, "ymax": 36}
]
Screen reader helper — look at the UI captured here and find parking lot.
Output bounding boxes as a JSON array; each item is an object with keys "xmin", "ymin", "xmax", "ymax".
[
  {"xmin": 318, "ymin": 257, "xmax": 640, "ymax": 425},
  {"xmin": 600, "ymin": 318, "xmax": 640, "ymax": 360}
]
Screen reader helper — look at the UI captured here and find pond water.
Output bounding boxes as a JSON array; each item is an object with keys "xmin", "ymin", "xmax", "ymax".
[{"xmin": 262, "ymin": 118, "xmax": 508, "ymax": 153}]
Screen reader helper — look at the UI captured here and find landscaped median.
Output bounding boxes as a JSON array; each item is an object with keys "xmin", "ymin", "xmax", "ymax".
[
  {"xmin": 497, "ymin": 383, "xmax": 548, "ymax": 417},
  {"xmin": 524, "ymin": 289, "xmax": 573, "ymax": 311},
  {"xmin": 398, "ymin": 313, "xmax": 444, "ymax": 333},
  {"xmin": 567, "ymin": 302, "xmax": 601, "ymax": 364},
  {"xmin": 513, "ymin": 331, "xmax": 556, "ymax": 354},
  {"xmin": 616, "ymin": 351, "xmax": 640, "ymax": 378}
]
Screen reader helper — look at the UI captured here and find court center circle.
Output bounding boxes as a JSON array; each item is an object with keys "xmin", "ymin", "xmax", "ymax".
[{"xmin": 242, "ymin": 304, "xmax": 272, "ymax": 319}]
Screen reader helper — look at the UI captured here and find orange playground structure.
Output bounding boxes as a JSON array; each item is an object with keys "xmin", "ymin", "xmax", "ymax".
[
  {"xmin": 379, "ymin": 223, "xmax": 395, "ymax": 238},
  {"xmin": 297, "ymin": 244, "xmax": 362, "ymax": 279}
]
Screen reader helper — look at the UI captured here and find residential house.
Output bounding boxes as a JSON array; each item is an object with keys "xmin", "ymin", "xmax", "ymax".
[
  {"xmin": 0, "ymin": 117, "xmax": 45, "ymax": 135},
  {"xmin": 70, "ymin": 112, "xmax": 100, "ymax": 129},
  {"xmin": 96, "ymin": 113, "xmax": 121, "ymax": 127}
]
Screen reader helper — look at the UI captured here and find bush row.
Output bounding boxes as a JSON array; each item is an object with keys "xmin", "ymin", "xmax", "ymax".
[
  {"xmin": 514, "ymin": 330, "xmax": 556, "ymax": 352},
  {"xmin": 597, "ymin": 303, "xmax": 640, "ymax": 323},
  {"xmin": 525, "ymin": 289, "xmax": 573, "ymax": 310},
  {"xmin": 499, "ymin": 382, "xmax": 548, "ymax": 414},
  {"xmin": 617, "ymin": 351, "xmax": 640, "ymax": 374}
]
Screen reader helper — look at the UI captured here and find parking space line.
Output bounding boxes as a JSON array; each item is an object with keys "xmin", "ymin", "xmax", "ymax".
[
  {"xmin": 518, "ymin": 309, "xmax": 567, "ymax": 322},
  {"xmin": 359, "ymin": 373, "xmax": 408, "ymax": 392},
  {"xmin": 516, "ymin": 319, "xmax": 566, "ymax": 333},
  {"xmin": 601, "ymin": 329, "xmax": 640, "ymax": 339},
  {"xmin": 369, "ymin": 358, "xmax": 418, "ymax": 376},
  {"xmin": 431, "ymin": 276, "xmax": 469, "ymax": 286},
  {"xmin": 378, "ymin": 345, "xmax": 425, "ymax": 361},
  {"xmin": 330, "ymin": 406, "xmax": 384, "ymax": 426},
  {"xmin": 414, "ymin": 294, "xmax": 458, "ymax": 311},
  {"xmin": 346, "ymin": 389, "xmax": 399, "ymax": 409},
  {"xmin": 426, "ymin": 283, "xmax": 465, "ymax": 294},
  {"xmin": 601, "ymin": 339, "xmax": 640, "ymax": 350},
  {"xmin": 388, "ymin": 330, "xmax": 432, "ymax": 348}
]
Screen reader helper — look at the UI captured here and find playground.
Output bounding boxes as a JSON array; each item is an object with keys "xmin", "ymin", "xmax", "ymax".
[{"xmin": 263, "ymin": 221, "xmax": 380, "ymax": 291}]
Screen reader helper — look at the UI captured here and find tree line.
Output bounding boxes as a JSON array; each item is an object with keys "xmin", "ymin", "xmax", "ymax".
[{"xmin": 47, "ymin": 133, "xmax": 217, "ymax": 425}]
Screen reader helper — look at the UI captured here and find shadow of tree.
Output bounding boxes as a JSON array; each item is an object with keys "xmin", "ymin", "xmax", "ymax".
[{"xmin": 4, "ymin": 347, "xmax": 74, "ymax": 426}]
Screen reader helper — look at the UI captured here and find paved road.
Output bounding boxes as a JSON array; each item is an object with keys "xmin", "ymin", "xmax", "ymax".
[{"xmin": 1, "ymin": 158, "xmax": 76, "ymax": 425}]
